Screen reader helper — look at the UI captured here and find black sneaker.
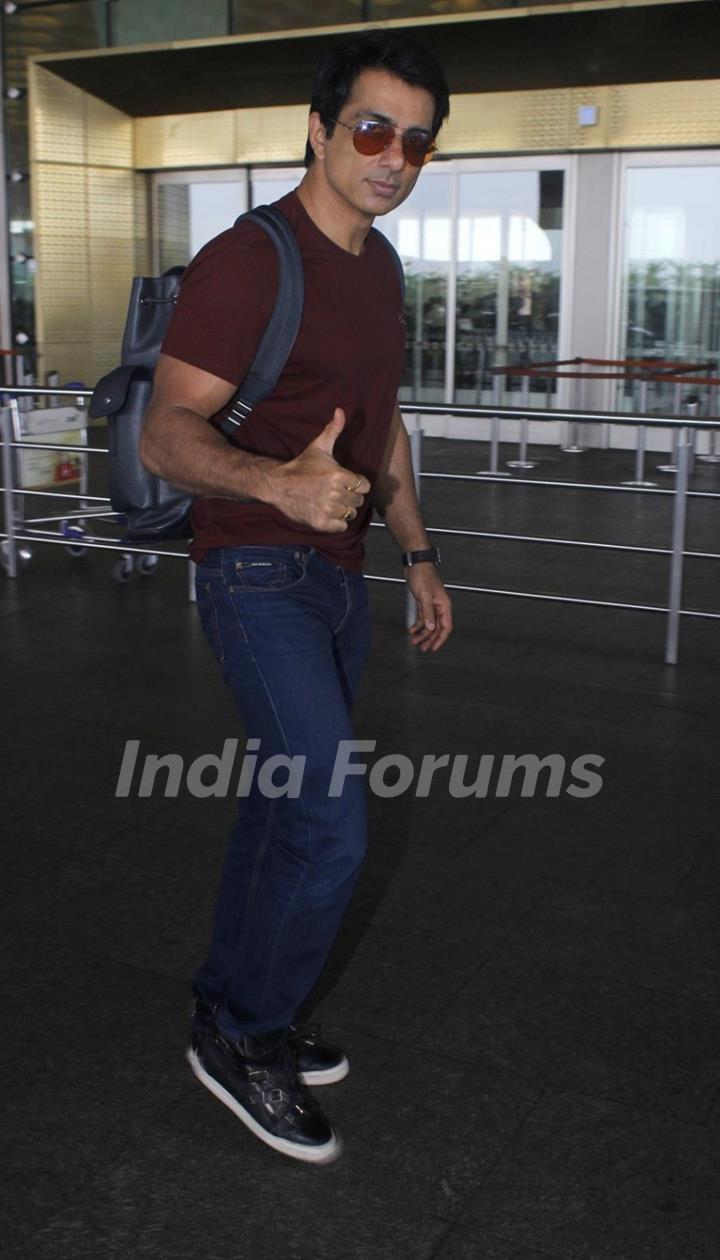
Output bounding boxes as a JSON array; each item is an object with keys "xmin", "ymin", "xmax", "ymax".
[
  {"xmin": 186, "ymin": 1023, "xmax": 340, "ymax": 1164},
  {"xmin": 288, "ymin": 1022, "xmax": 349, "ymax": 1086},
  {"xmin": 191, "ymin": 995, "xmax": 349, "ymax": 1086}
]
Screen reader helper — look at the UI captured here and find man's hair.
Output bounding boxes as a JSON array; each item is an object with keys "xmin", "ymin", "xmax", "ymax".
[{"xmin": 304, "ymin": 29, "xmax": 450, "ymax": 168}]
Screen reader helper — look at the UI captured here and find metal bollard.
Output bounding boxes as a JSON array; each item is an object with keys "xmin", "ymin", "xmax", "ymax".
[
  {"xmin": 623, "ymin": 379, "xmax": 656, "ymax": 487},
  {"xmin": 561, "ymin": 373, "xmax": 585, "ymax": 453},
  {"xmin": 507, "ymin": 373, "xmax": 536, "ymax": 470},
  {"xmin": 1, "ymin": 406, "xmax": 19, "ymax": 577},
  {"xmin": 664, "ymin": 428, "xmax": 690, "ymax": 666},
  {"xmin": 698, "ymin": 386, "xmax": 720, "ymax": 463},
  {"xmin": 477, "ymin": 373, "xmax": 511, "ymax": 477},
  {"xmin": 406, "ymin": 417, "xmax": 423, "ymax": 629},
  {"xmin": 657, "ymin": 382, "xmax": 682, "ymax": 474}
]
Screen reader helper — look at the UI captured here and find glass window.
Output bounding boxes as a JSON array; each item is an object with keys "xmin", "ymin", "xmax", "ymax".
[
  {"xmin": 111, "ymin": 0, "xmax": 228, "ymax": 44},
  {"xmin": 376, "ymin": 170, "xmax": 453, "ymax": 404},
  {"xmin": 250, "ymin": 169, "xmax": 304, "ymax": 209},
  {"xmin": 454, "ymin": 169, "xmax": 564, "ymax": 405},
  {"xmin": 620, "ymin": 165, "xmax": 720, "ymax": 412},
  {"xmin": 154, "ymin": 176, "xmax": 247, "ymax": 269},
  {"xmin": 231, "ymin": 1, "xmax": 360, "ymax": 34}
]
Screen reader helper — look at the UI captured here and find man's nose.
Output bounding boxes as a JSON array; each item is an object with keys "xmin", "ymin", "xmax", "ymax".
[{"xmin": 380, "ymin": 132, "xmax": 406, "ymax": 171}]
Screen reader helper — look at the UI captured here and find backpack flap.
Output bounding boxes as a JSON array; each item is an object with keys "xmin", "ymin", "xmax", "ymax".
[{"xmin": 89, "ymin": 364, "xmax": 147, "ymax": 421}]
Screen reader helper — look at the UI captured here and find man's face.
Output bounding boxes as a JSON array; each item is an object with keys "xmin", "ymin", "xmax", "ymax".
[{"xmin": 311, "ymin": 68, "xmax": 436, "ymax": 219}]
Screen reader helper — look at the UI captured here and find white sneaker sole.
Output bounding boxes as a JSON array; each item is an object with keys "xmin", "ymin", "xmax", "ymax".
[
  {"xmin": 186, "ymin": 1048, "xmax": 341, "ymax": 1164},
  {"xmin": 298, "ymin": 1055, "xmax": 350, "ymax": 1087}
]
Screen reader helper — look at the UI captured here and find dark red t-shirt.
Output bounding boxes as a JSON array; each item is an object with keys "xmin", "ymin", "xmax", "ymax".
[{"xmin": 161, "ymin": 190, "xmax": 405, "ymax": 571}]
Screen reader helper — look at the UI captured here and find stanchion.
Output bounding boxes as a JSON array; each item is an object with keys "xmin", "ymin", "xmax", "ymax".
[
  {"xmin": 477, "ymin": 374, "xmax": 511, "ymax": 477},
  {"xmin": 188, "ymin": 558, "xmax": 197, "ymax": 604},
  {"xmin": 561, "ymin": 373, "xmax": 585, "ymax": 453},
  {"xmin": 406, "ymin": 416, "xmax": 423, "ymax": 629},
  {"xmin": 507, "ymin": 374, "xmax": 536, "ymax": 470},
  {"xmin": 1, "ymin": 406, "xmax": 19, "ymax": 577},
  {"xmin": 622, "ymin": 380, "xmax": 656, "ymax": 487},
  {"xmin": 698, "ymin": 386, "xmax": 720, "ymax": 463},
  {"xmin": 657, "ymin": 383, "xmax": 682, "ymax": 474},
  {"xmin": 664, "ymin": 428, "xmax": 690, "ymax": 666}
]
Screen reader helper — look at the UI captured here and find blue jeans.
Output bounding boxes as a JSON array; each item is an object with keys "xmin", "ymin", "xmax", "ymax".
[{"xmin": 193, "ymin": 545, "xmax": 371, "ymax": 1038}]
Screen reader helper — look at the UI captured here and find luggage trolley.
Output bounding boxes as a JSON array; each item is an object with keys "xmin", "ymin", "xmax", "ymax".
[{"xmin": 0, "ymin": 381, "xmax": 159, "ymax": 583}]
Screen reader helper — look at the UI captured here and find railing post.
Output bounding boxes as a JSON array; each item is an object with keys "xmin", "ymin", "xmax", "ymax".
[
  {"xmin": 561, "ymin": 371, "xmax": 586, "ymax": 453},
  {"xmin": 698, "ymin": 386, "xmax": 720, "ymax": 463},
  {"xmin": 664, "ymin": 427, "xmax": 690, "ymax": 666},
  {"xmin": 623, "ymin": 379, "xmax": 656, "ymax": 487},
  {"xmin": 1, "ymin": 404, "xmax": 19, "ymax": 577},
  {"xmin": 477, "ymin": 372, "xmax": 510, "ymax": 477},
  {"xmin": 657, "ymin": 382, "xmax": 682, "ymax": 474},
  {"xmin": 507, "ymin": 372, "xmax": 535, "ymax": 470},
  {"xmin": 406, "ymin": 415, "xmax": 423, "ymax": 629}
]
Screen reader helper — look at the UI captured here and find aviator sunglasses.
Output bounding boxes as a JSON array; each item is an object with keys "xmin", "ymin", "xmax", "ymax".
[{"xmin": 331, "ymin": 118, "xmax": 437, "ymax": 168}]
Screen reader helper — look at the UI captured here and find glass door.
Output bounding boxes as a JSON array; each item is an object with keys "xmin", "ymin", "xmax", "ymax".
[
  {"xmin": 376, "ymin": 158, "xmax": 569, "ymax": 406},
  {"xmin": 618, "ymin": 155, "xmax": 720, "ymax": 413},
  {"xmin": 153, "ymin": 171, "xmax": 248, "ymax": 270},
  {"xmin": 455, "ymin": 167, "xmax": 565, "ymax": 405},
  {"xmin": 377, "ymin": 167, "xmax": 453, "ymax": 404}
]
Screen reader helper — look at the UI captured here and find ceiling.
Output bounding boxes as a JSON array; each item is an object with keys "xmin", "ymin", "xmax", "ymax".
[{"xmin": 27, "ymin": 2, "xmax": 720, "ymax": 118}]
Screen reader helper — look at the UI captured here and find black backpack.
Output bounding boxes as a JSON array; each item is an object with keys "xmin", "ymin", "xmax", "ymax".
[{"xmin": 90, "ymin": 205, "xmax": 404, "ymax": 542}]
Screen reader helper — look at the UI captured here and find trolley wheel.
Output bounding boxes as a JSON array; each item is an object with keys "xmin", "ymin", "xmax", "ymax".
[
  {"xmin": 60, "ymin": 520, "xmax": 89, "ymax": 559},
  {"xmin": 136, "ymin": 553, "xmax": 159, "ymax": 577},
  {"xmin": 112, "ymin": 556, "xmax": 134, "ymax": 583},
  {"xmin": 1, "ymin": 542, "xmax": 33, "ymax": 573}
]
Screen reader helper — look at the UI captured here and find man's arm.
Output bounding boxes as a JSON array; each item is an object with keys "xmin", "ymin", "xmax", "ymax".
[
  {"xmin": 139, "ymin": 353, "xmax": 370, "ymax": 534},
  {"xmin": 374, "ymin": 405, "xmax": 453, "ymax": 652}
]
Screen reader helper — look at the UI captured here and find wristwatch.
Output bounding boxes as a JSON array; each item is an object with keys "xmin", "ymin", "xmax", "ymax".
[{"xmin": 401, "ymin": 546, "xmax": 441, "ymax": 568}]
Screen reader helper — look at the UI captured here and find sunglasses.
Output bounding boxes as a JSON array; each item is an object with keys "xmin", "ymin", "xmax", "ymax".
[{"xmin": 331, "ymin": 118, "xmax": 436, "ymax": 168}]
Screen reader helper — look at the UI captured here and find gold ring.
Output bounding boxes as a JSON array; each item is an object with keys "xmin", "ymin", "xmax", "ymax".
[
  {"xmin": 346, "ymin": 477, "xmax": 362, "ymax": 493},
  {"xmin": 343, "ymin": 506, "xmax": 354, "ymax": 522}
]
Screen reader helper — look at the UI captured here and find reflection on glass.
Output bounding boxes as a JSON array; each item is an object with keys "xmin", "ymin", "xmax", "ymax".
[
  {"xmin": 112, "ymin": 0, "xmax": 228, "ymax": 43},
  {"xmin": 231, "ymin": 1, "xmax": 361, "ymax": 33},
  {"xmin": 251, "ymin": 171, "xmax": 304, "ymax": 209},
  {"xmin": 621, "ymin": 166, "xmax": 720, "ymax": 413},
  {"xmin": 376, "ymin": 172, "xmax": 452, "ymax": 404},
  {"xmin": 155, "ymin": 179, "xmax": 247, "ymax": 269},
  {"xmin": 455, "ymin": 170, "xmax": 564, "ymax": 405}
]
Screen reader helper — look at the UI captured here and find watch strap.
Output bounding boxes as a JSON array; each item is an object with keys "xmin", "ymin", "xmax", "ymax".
[{"xmin": 402, "ymin": 546, "xmax": 440, "ymax": 567}]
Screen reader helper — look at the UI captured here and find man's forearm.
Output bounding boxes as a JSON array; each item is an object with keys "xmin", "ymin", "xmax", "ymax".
[
  {"xmin": 139, "ymin": 405, "xmax": 282, "ymax": 502},
  {"xmin": 374, "ymin": 410, "xmax": 431, "ymax": 553}
]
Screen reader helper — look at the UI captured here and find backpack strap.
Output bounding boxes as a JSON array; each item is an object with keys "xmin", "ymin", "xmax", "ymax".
[
  {"xmin": 218, "ymin": 204, "xmax": 304, "ymax": 439},
  {"xmin": 372, "ymin": 228, "xmax": 406, "ymax": 302}
]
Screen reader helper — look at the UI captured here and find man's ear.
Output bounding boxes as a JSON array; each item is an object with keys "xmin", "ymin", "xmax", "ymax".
[{"xmin": 307, "ymin": 111, "xmax": 327, "ymax": 162}]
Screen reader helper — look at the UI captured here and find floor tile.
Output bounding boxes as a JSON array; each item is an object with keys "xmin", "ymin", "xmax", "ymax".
[{"xmin": 459, "ymin": 1090, "xmax": 720, "ymax": 1260}]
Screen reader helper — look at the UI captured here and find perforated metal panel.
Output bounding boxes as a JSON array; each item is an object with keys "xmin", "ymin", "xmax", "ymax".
[
  {"xmin": 31, "ymin": 66, "xmax": 86, "ymax": 164},
  {"xmin": 32, "ymin": 163, "xmax": 89, "ymax": 349},
  {"xmin": 235, "ymin": 104, "xmax": 308, "ymax": 164},
  {"xmin": 134, "ymin": 111, "xmax": 236, "ymax": 169},
  {"xmin": 87, "ymin": 166, "xmax": 136, "ymax": 342},
  {"xmin": 607, "ymin": 80, "xmax": 720, "ymax": 148},
  {"xmin": 86, "ymin": 93, "xmax": 133, "ymax": 168}
]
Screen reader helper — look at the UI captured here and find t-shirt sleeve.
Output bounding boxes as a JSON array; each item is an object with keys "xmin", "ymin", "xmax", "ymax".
[{"xmin": 161, "ymin": 225, "xmax": 278, "ymax": 387}]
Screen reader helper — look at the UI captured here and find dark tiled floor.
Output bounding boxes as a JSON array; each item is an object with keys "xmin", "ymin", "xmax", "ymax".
[{"xmin": 2, "ymin": 439, "xmax": 720, "ymax": 1258}]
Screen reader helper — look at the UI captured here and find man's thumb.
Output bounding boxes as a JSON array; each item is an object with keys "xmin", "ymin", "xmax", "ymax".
[{"xmin": 313, "ymin": 407, "xmax": 346, "ymax": 453}]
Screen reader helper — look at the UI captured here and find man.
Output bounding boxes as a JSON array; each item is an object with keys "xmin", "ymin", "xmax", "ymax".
[{"xmin": 140, "ymin": 29, "xmax": 452, "ymax": 1163}]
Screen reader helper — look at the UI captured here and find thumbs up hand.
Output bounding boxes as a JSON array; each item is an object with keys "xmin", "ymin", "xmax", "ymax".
[{"xmin": 267, "ymin": 408, "xmax": 371, "ymax": 533}]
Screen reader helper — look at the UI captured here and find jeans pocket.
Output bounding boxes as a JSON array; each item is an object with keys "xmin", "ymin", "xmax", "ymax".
[{"xmin": 229, "ymin": 550, "xmax": 307, "ymax": 593}]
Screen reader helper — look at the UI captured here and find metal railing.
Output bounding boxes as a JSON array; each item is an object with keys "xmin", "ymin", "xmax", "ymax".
[{"xmin": 2, "ymin": 387, "xmax": 720, "ymax": 666}]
